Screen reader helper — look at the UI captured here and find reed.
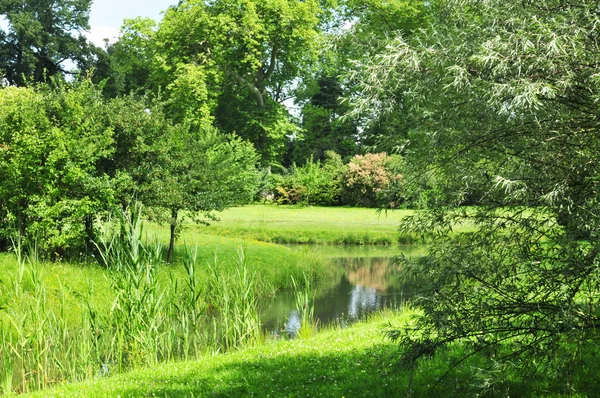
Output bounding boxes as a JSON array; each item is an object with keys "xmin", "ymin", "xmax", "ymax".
[
  {"xmin": 0, "ymin": 207, "xmax": 272, "ymax": 394},
  {"xmin": 206, "ymin": 250, "xmax": 261, "ymax": 351},
  {"xmin": 291, "ymin": 274, "xmax": 318, "ymax": 338}
]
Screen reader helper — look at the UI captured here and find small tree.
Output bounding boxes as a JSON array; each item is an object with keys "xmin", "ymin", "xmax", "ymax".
[
  {"xmin": 293, "ymin": 156, "xmax": 326, "ymax": 206},
  {"xmin": 0, "ymin": 81, "xmax": 115, "ymax": 255}
]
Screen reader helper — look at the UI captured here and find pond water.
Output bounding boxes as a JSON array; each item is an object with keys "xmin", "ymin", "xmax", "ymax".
[{"xmin": 259, "ymin": 245, "xmax": 423, "ymax": 338}]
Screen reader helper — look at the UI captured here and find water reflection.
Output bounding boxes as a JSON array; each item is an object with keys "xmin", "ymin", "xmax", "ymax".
[{"xmin": 260, "ymin": 255, "xmax": 418, "ymax": 337}]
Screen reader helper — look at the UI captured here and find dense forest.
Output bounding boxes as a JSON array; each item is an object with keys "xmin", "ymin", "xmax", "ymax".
[{"xmin": 1, "ymin": 0, "xmax": 600, "ymax": 396}]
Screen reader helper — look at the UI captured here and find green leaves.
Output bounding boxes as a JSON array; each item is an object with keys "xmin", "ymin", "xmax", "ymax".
[
  {"xmin": 0, "ymin": 82, "xmax": 118, "ymax": 254},
  {"xmin": 145, "ymin": 0, "xmax": 324, "ymax": 164},
  {"xmin": 0, "ymin": 0, "xmax": 93, "ymax": 85},
  {"xmin": 348, "ymin": 0, "xmax": 600, "ymax": 392}
]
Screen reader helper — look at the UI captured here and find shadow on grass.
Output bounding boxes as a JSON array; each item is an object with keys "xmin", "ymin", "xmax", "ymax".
[
  {"xmin": 115, "ymin": 343, "xmax": 412, "ymax": 398},
  {"xmin": 100, "ymin": 341, "xmax": 600, "ymax": 398}
]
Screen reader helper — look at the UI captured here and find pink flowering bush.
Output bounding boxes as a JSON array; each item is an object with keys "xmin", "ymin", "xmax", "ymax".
[{"xmin": 342, "ymin": 153, "xmax": 404, "ymax": 207}]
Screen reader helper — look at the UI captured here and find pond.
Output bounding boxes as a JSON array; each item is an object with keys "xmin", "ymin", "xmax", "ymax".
[{"xmin": 259, "ymin": 245, "xmax": 425, "ymax": 338}]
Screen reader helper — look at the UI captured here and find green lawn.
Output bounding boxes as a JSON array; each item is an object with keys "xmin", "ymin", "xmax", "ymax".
[
  {"xmin": 179, "ymin": 204, "xmax": 416, "ymax": 245},
  {"xmin": 23, "ymin": 308, "xmax": 594, "ymax": 398}
]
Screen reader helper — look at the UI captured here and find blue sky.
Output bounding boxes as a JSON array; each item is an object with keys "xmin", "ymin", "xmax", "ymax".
[{"xmin": 87, "ymin": 0, "xmax": 177, "ymax": 46}]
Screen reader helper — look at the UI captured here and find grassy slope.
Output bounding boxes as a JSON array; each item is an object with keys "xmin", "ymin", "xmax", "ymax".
[
  {"xmin": 0, "ymin": 233, "xmax": 333, "ymax": 325},
  {"xmin": 25, "ymin": 309, "xmax": 592, "ymax": 398},
  {"xmin": 22, "ymin": 311, "xmax": 433, "ymax": 398}
]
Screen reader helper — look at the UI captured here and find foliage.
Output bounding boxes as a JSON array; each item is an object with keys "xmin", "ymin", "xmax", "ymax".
[
  {"xmin": 0, "ymin": 0, "xmax": 95, "ymax": 86},
  {"xmin": 0, "ymin": 218, "xmax": 333, "ymax": 394},
  {"xmin": 95, "ymin": 204, "xmax": 165, "ymax": 369},
  {"xmin": 0, "ymin": 76, "xmax": 260, "ymax": 259},
  {"xmin": 291, "ymin": 274, "xmax": 317, "ymax": 338},
  {"xmin": 275, "ymin": 151, "xmax": 346, "ymax": 206},
  {"xmin": 136, "ymin": 0, "xmax": 325, "ymax": 165},
  {"xmin": 0, "ymin": 81, "xmax": 115, "ymax": 255},
  {"xmin": 144, "ymin": 124, "xmax": 259, "ymax": 262},
  {"xmin": 289, "ymin": 0, "xmax": 429, "ymax": 158},
  {"xmin": 274, "ymin": 151, "xmax": 407, "ymax": 208},
  {"xmin": 21, "ymin": 307, "xmax": 600, "ymax": 397},
  {"xmin": 98, "ymin": 17, "xmax": 158, "ymax": 97},
  {"xmin": 290, "ymin": 76, "xmax": 358, "ymax": 165},
  {"xmin": 342, "ymin": 153, "xmax": 404, "ymax": 208},
  {"xmin": 205, "ymin": 251, "xmax": 261, "ymax": 350},
  {"xmin": 351, "ymin": 0, "xmax": 600, "ymax": 393}
]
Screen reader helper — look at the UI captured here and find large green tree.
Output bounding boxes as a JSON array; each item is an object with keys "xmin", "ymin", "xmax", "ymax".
[
  {"xmin": 289, "ymin": 75, "xmax": 358, "ymax": 165},
  {"xmin": 97, "ymin": 17, "xmax": 157, "ymax": 97},
  {"xmin": 353, "ymin": 0, "xmax": 600, "ymax": 392},
  {"xmin": 0, "ymin": 0, "xmax": 93, "ymax": 86},
  {"xmin": 289, "ymin": 0, "xmax": 429, "ymax": 165},
  {"xmin": 151, "ymin": 0, "xmax": 323, "ymax": 164}
]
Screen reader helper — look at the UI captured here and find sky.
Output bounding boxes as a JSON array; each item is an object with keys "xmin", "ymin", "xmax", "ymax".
[{"xmin": 86, "ymin": 0, "xmax": 177, "ymax": 47}]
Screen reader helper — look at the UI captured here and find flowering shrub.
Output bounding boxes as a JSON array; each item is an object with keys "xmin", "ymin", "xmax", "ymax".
[
  {"xmin": 342, "ymin": 153, "xmax": 404, "ymax": 207},
  {"xmin": 273, "ymin": 152, "xmax": 405, "ymax": 208}
]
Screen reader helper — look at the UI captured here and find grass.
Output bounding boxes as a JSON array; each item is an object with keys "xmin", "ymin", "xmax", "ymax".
[
  {"xmin": 20, "ymin": 308, "xmax": 600, "ymax": 398},
  {"xmin": 185, "ymin": 204, "xmax": 417, "ymax": 245},
  {"xmin": 20, "ymin": 309, "xmax": 430, "ymax": 398},
  {"xmin": 5, "ymin": 205, "xmax": 581, "ymax": 396},
  {"xmin": 0, "ymin": 211, "xmax": 337, "ymax": 395}
]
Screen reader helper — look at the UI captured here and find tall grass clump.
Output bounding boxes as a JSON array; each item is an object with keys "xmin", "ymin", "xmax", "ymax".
[
  {"xmin": 0, "ymin": 238, "xmax": 90, "ymax": 394},
  {"xmin": 94, "ymin": 205, "xmax": 166, "ymax": 370},
  {"xmin": 291, "ymin": 274, "xmax": 318, "ymax": 338},
  {"xmin": 205, "ymin": 250, "xmax": 261, "ymax": 351},
  {"xmin": 0, "ymin": 206, "xmax": 271, "ymax": 394}
]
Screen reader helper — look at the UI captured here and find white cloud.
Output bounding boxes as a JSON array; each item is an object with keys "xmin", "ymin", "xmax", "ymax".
[{"xmin": 85, "ymin": 25, "xmax": 120, "ymax": 48}]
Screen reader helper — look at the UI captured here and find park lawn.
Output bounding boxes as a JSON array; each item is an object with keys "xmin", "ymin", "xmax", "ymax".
[{"xmin": 179, "ymin": 204, "xmax": 416, "ymax": 245}]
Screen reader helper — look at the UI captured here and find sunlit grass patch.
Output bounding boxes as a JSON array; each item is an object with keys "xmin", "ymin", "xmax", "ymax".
[{"xmin": 187, "ymin": 204, "xmax": 413, "ymax": 245}]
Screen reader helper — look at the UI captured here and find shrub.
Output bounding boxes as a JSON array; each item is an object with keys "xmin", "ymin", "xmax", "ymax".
[
  {"xmin": 274, "ymin": 151, "xmax": 346, "ymax": 206},
  {"xmin": 0, "ymin": 82, "xmax": 117, "ymax": 256},
  {"xmin": 342, "ymin": 153, "xmax": 404, "ymax": 208}
]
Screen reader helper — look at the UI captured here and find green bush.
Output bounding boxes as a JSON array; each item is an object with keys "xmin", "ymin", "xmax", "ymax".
[
  {"xmin": 0, "ymin": 82, "xmax": 117, "ymax": 255},
  {"xmin": 274, "ymin": 151, "xmax": 346, "ymax": 206}
]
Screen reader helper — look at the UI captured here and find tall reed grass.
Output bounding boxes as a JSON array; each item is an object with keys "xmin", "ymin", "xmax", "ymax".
[
  {"xmin": 291, "ymin": 274, "xmax": 318, "ymax": 338},
  {"xmin": 0, "ymin": 206, "xmax": 266, "ymax": 394}
]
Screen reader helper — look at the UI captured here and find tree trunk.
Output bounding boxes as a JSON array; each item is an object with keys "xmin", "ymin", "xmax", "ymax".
[
  {"xmin": 85, "ymin": 214, "xmax": 94, "ymax": 252},
  {"xmin": 167, "ymin": 208, "xmax": 178, "ymax": 263}
]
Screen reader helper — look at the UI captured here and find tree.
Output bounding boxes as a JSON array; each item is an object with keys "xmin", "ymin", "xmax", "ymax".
[
  {"xmin": 145, "ymin": 124, "xmax": 259, "ymax": 262},
  {"xmin": 0, "ymin": 0, "xmax": 93, "ymax": 86},
  {"xmin": 0, "ymin": 81, "xmax": 115, "ymax": 254},
  {"xmin": 153, "ymin": 0, "xmax": 323, "ymax": 164},
  {"xmin": 98, "ymin": 17, "xmax": 158, "ymax": 97},
  {"xmin": 289, "ymin": 0, "xmax": 428, "ymax": 165},
  {"xmin": 290, "ymin": 75, "xmax": 358, "ymax": 165},
  {"xmin": 352, "ymin": 0, "xmax": 600, "ymax": 392}
]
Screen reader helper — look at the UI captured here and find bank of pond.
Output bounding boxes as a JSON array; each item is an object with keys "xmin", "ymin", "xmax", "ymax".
[
  {"xmin": 0, "ymin": 233, "xmax": 422, "ymax": 394},
  {"xmin": 1, "ymin": 206, "xmax": 597, "ymax": 397}
]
